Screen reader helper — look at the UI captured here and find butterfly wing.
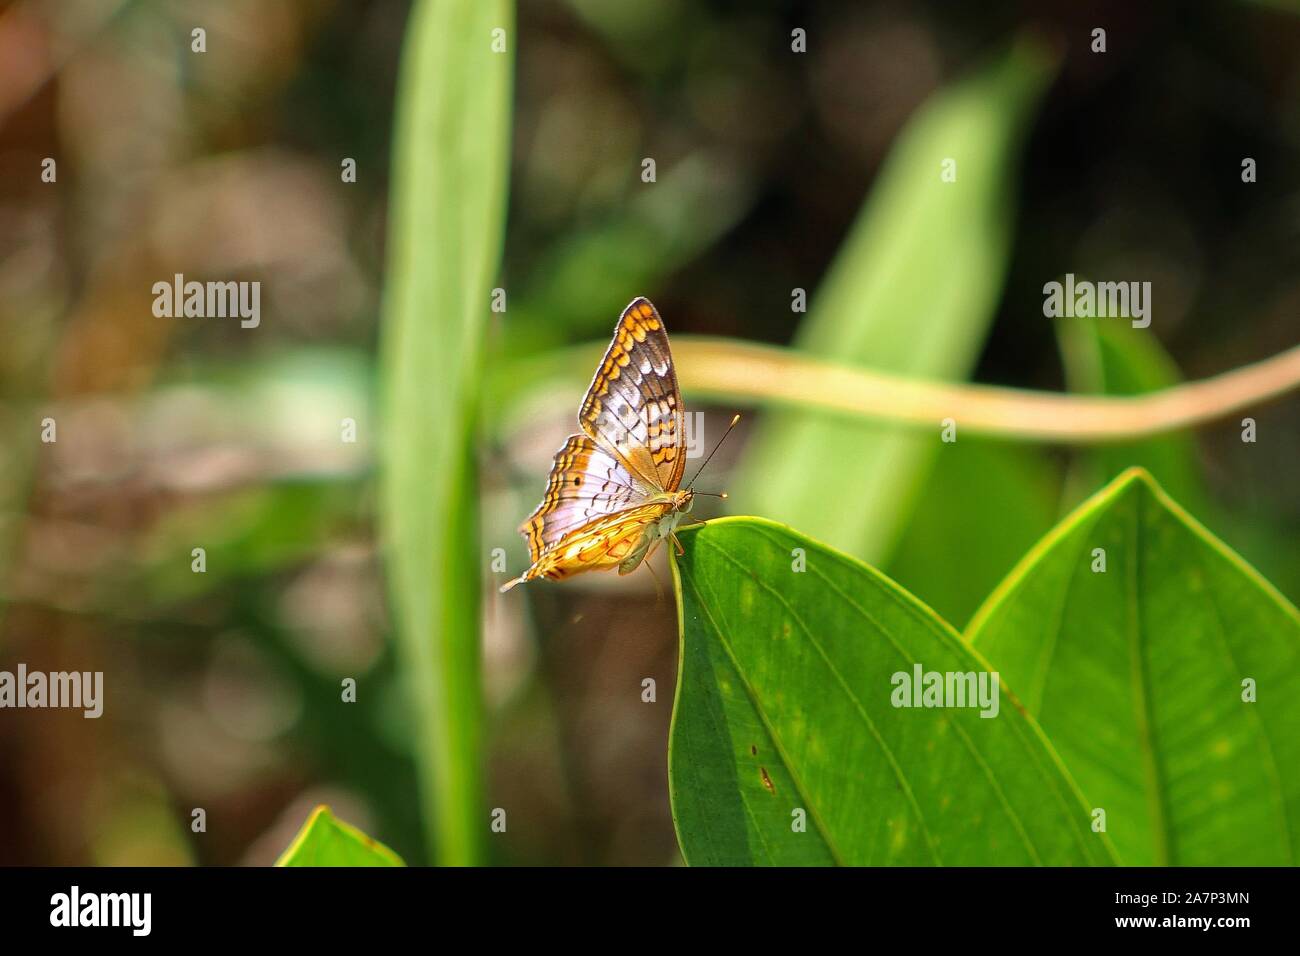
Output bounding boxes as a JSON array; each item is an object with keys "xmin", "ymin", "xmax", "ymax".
[
  {"xmin": 504, "ymin": 500, "xmax": 669, "ymax": 592},
  {"xmin": 524, "ymin": 502, "xmax": 669, "ymax": 583},
  {"xmin": 577, "ymin": 297, "xmax": 687, "ymax": 493},
  {"xmin": 503, "ymin": 297, "xmax": 687, "ymax": 594},
  {"xmin": 519, "ymin": 433, "xmax": 653, "ymax": 563}
]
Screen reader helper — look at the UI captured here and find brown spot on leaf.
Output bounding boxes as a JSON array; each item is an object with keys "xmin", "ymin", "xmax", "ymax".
[{"xmin": 760, "ymin": 767, "xmax": 775, "ymax": 794}]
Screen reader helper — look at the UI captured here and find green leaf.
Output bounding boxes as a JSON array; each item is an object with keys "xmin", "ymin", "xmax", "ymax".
[
  {"xmin": 887, "ymin": 440, "xmax": 1060, "ymax": 630},
  {"xmin": 668, "ymin": 517, "xmax": 1115, "ymax": 866},
  {"xmin": 379, "ymin": 0, "xmax": 512, "ymax": 866},
  {"xmin": 731, "ymin": 38, "xmax": 1057, "ymax": 564},
  {"xmin": 967, "ymin": 468, "xmax": 1300, "ymax": 865},
  {"xmin": 1058, "ymin": 318, "xmax": 1300, "ymax": 606},
  {"xmin": 275, "ymin": 806, "xmax": 405, "ymax": 867},
  {"xmin": 1057, "ymin": 318, "xmax": 1208, "ymax": 514}
]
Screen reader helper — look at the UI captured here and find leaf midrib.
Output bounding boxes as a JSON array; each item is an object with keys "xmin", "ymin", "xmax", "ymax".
[{"xmin": 1127, "ymin": 488, "xmax": 1171, "ymax": 865}]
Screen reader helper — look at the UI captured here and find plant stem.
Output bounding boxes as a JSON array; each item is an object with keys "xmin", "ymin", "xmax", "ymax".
[
  {"xmin": 493, "ymin": 336, "xmax": 1300, "ymax": 444},
  {"xmin": 671, "ymin": 337, "xmax": 1300, "ymax": 441}
]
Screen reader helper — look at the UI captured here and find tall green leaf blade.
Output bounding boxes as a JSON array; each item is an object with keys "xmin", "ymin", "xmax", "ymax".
[
  {"xmin": 379, "ymin": 0, "xmax": 512, "ymax": 866},
  {"xmin": 1058, "ymin": 318, "xmax": 1208, "ymax": 513},
  {"xmin": 669, "ymin": 517, "xmax": 1114, "ymax": 866},
  {"xmin": 732, "ymin": 39, "xmax": 1056, "ymax": 564},
  {"xmin": 276, "ymin": 806, "xmax": 405, "ymax": 867},
  {"xmin": 887, "ymin": 440, "xmax": 1060, "ymax": 630},
  {"xmin": 967, "ymin": 468, "xmax": 1300, "ymax": 865}
]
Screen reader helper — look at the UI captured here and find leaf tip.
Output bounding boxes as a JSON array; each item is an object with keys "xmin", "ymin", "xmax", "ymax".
[{"xmin": 1107, "ymin": 465, "xmax": 1162, "ymax": 499}]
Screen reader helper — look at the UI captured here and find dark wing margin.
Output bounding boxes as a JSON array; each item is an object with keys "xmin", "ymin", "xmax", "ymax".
[{"xmin": 577, "ymin": 297, "xmax": 687, "ymax": 493}]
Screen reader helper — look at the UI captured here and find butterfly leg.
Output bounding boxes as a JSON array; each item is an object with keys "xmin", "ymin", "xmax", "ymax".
[
  {"xmin": 645, "ymin": 536, "xmax": 666, "ymax": 563},
  {"xmin": 641, "ymin": 549, "xmax": 666, "ymax": 604},
  {"xmin": 670, "ymin": 532, "xmax": 685, "ymax": 556}
]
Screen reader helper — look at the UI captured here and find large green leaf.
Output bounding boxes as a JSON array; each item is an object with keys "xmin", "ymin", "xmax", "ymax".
[
  {"xmin": 379, "ymin": 0, "xmax": 512, "ymax": 865},
  {"xmin": 967, "ymin": 468, "xmax": 1300, "ymax": 865},
  {"xmin": 668, "ymin": 517, "xmax": 1115, "ymax": 866},
  {"xmin": 276, "ymin": 806, "xmax": 405, "ymax": 867},
  {"xmin": 731, "ymin": 39, "xmax": 1057, "ymax": 564}
]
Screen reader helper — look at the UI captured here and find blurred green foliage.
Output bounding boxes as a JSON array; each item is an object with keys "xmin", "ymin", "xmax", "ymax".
[
  {"xmin": 379, "ymin": 0, "xmax": 513, "ymax": 866},
  {"xmin": 1, "ymin": 0, "xmax": 1298, "ymax": 868},
  {"xmin": 732, "ymin": 38, "xmax": 1057, "ymax": 566}
]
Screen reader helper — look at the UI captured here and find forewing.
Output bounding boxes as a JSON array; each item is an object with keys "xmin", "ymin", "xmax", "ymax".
[
  {"xmin": 519, "ymin": 433, "xmax": 651, "ymax": 562},
  {"xmin": 578, "ymin": 297, "xmax": 686, "ymax": 492}
]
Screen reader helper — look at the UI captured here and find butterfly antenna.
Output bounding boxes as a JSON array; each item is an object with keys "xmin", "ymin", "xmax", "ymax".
[{"xmin": 686, "ymin": 414, "xmax": 741, "ymax": 492}]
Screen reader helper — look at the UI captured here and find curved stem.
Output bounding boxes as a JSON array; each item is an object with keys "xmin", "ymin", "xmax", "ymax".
[{"xmin": 670, "ymin": 337, "xmax": 1300, "ymax": 442}]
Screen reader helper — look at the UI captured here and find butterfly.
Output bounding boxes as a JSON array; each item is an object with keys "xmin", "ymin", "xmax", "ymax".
[{"xmin": 500, "ymin": 297, "xmax": 734, "ymax": 593}]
